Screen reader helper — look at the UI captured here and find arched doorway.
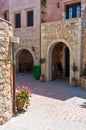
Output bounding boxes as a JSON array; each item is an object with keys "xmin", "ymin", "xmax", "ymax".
[
  {"xmin": 16, "ymin": 49, "xmax": 34, "ymax": 73},
  {"xmin": 51, "ymin": 42, "xmax": 70, "ymax": 80}
]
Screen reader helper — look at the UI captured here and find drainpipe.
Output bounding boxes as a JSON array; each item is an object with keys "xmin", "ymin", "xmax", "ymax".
[
  {"xmin": 10, "ymin": 36, "xmax": 20, "ymax": 115},
  {"xmin": 39, "ymin": 1, "xmax": 42, "ymax": 77},
  {"xmin": 12, "ymin": 43, "xmax": 16, "ymax": 114}
]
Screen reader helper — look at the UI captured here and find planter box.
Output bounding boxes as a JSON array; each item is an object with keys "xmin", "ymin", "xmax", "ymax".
[{"xmin": 80, "ymin": 77, "xmax": 86, "ymax": 90}]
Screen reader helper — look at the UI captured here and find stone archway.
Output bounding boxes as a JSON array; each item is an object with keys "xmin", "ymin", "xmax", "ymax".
[
  {"xmin": 16, "ymin": 49, "xmax": 34, "ymax": 73},
  {"xmin": 48, "ymin": 42, "xmax": 70, "ymax": 82}
]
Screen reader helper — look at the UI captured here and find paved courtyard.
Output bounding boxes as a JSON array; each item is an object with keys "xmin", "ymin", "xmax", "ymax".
[{"xmin": 0, "ymin": 73, "xmax": 86, "ymax": 130}]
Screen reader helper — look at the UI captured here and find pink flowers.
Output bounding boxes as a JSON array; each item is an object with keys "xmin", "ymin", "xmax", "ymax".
[
  {"xmin": 22, "ymin": 86, "xmax": 28, "ymax": 90},
  {"xmin": 16, "ymin": 86, "xmax": 32, "ymax": 107}
]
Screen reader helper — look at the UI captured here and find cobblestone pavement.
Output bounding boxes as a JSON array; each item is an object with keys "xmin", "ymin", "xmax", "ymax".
[{"xmin": 0, "ymin": 73, "xmax": 86, "ymax": 130}]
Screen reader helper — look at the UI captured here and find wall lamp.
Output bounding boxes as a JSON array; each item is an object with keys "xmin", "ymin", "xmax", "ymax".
[
  {"xmin": 32, "ymin": 46, "xmax": 35, "ymax": 52},
  {"xmin": 56, "ymin": 2, "xmax": 60, "ymax": 8}
]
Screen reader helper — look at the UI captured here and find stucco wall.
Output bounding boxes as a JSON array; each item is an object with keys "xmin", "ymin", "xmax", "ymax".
[
  {"xmin": 41, "ymin": 18, "xmax": 82, "ymax": 85},
  {"xmin": 0, "ymin": 18, "xmax": 13, "ymax": 124},
  {"xmin": 46, "ymin": 0, "xmax": 62, "ymax": 21}
]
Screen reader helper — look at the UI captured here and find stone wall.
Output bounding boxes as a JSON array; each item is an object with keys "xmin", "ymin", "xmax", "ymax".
[
  {"xmin": 0, "ymin": 18, "xmax": 13, "ymax": 124},
  {"xmin": 82, "ymin": 29, "xmax": 86, "ymax": 68},
  {"xmin": 41, "ymin": 18, "xmax": 82, "ymax": 85}
]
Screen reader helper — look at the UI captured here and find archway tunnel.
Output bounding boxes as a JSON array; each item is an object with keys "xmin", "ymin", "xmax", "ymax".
[{"xmin": 16, "ymin": 49, "xmax": 34, "ymax": 73}]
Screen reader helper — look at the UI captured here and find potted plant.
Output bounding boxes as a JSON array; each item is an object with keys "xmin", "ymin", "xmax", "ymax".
[
  {"xmin": 41, "ymin": 0, "xmax": 46, "ymax": 7},
  {"xmin": 39, "ymin": 57, "xmax": 46, "ymax": 81},
  {"xmin": 16, "ymin": 86, "xmax": 32, "ymax": 111},
  {"xmin": 71, "ymin": 63, "xmax": 79, "ymax": 87},
  {"xmin": 39, "ymin": 74, "xmax": 45, "ymax": 82}
]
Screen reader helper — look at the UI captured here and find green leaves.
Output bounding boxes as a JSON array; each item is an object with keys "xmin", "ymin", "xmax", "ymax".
[
  {"xmin": 39, "ymin": 57, "xmax": 46, "ymax": 64},
  {"xmin": 16, "ymin": 86, "xmax": 32, "ymax": 106},
  {"xmin": 20, "ymin": 89, "xmax": 29, "ymax": 102},
  {"xmin": 41, "ymin": 0, "xmax": 46, "ymax": 7},
  {"xmin": 71, "ymin": 63, "xmax": 79, "ymax": 72},
  {"xmin": 71, "ymin": 63, "xmax": 79, "ymax": 77}
]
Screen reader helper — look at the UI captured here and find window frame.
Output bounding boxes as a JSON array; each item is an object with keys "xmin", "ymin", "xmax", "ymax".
[
  {"xmin": 66, "ymin": 2, "xmax": 81, "ymax": 19},
  {"xmin": 26, "ymin": 9, "xmax": 34, "ymax": 27},
  {"xmin": 15, "ymin": 12, "xmax": 21, "ymax": 28}
]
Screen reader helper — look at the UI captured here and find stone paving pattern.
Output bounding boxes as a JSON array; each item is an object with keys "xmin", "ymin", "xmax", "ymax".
[{"xmin": 0, "ymin": 73, "xmax": 86, "ymax": 130}]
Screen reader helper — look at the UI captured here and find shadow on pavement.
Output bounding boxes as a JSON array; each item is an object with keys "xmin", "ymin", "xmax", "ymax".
[{"xmin": 16, "ymin": 73, "xmax": 86, "ymax": 101}]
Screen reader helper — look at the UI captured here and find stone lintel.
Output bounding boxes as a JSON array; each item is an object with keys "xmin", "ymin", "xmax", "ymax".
[{"xmin": 9, "ymin": 37, "xmax": 20, "ymax": 44}]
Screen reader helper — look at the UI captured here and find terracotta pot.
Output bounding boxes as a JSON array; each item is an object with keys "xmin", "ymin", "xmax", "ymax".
[
  {"xmin": 71, "ymin": 77, "xmax": 77, "ymax": 87},
  {"xmin": 40, "ymin": 75, "xmax": 45, "ymax": 82},
  {"xmin": 16, "ymin": 99, "xmax": 25, "ymax": 110}
]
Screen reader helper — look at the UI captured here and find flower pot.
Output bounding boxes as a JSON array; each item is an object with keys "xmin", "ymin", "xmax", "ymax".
[
  {"xmin": 71, "ymin": 77, "xmax": 77, "ymax": 87},
  {"xmin": 16, "ymin": 99, "xmax": 25, "ymax": 111},
  {"xmin": 40, "ymin": 75, "xmax": 45, "ymax": 82}
]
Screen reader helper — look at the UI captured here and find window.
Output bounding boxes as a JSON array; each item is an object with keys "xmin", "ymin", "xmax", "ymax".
[
  {"xmin": 27, "ymin": 10, "xmax": 34, "ymax": 26},
  {"xmin": 76, "ymin": 6, "xmax": 81, "ymax": 17},
  {"xmin": 4, "ymin": 11, "xmax": 8, "ymax": 20},
  {"xmin": 66, "ymin": 3, "xmax": 81, "ymax": 19},
  {"xmin": 69, "ymin": 7, "xmax": 72, "ymax": 19},
  {"xmin": 15, "ymin": 13, "xmax": 21, "ymax": 28}
]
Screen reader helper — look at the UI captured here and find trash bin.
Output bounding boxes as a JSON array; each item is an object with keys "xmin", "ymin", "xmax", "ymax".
[{"xmin": 33, "ymin": 65, "xmax": 41, "ymax": 79}]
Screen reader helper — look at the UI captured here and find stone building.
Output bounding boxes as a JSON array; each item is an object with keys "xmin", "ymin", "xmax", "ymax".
[
  {"xmin": 0, "ymin": 0, "xmax": 86, "ymax": 85},
  {"xmin": 0, "ymin": 0, "xmax": 41, "ymax": 73},
  {"xmin": 9, "ymin": 0, "xmax": 41, "ymax": 73},
  {"xmin": 41, "ymin": 0, "xmax": 86, "ymax": 85},
  {"xmin": 1, "ymin": 0, "xmax": 86, "ymax": 125}
]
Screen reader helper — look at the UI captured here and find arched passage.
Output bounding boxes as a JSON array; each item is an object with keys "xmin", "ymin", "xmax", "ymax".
[
  {"xmin": 16, "ymin": 49, "xmax": 34, "ymax": 73},
  {"xmin": 48, "ymin": 42, "xmax": 70, "ymax": 81}
]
